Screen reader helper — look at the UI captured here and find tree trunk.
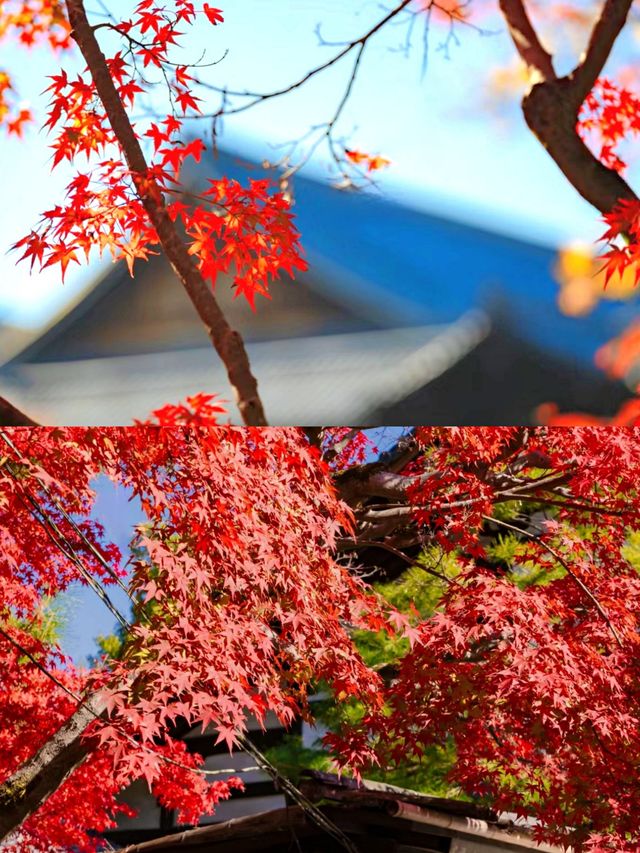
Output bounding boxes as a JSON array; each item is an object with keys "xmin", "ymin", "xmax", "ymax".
[{"xmin": 0, "ymin": 692, "xmax": 105, "ymax": 843}]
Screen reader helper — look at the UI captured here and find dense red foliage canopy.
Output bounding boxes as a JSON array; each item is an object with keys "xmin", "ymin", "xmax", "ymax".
[
  {"xmin": 0, "ymin": 425, "xmax": 387, "ymax": 850},
  {"xmin": 329, "ymin": 426, "xmax": 640, "ymax": 852},
  {"xmin": 3, "ymin": 426, "xmax": 640, "ymax": 853},
  {"xmin": 4, "ymin": 1, "xmax": 640, "ymax": 423}
]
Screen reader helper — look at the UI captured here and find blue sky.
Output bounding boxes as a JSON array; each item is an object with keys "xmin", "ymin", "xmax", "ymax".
[
  {"xmin": 59, "ymin": 477, "xmax": 140, "ymax": 665},
  {"xmin": 0, "ymin": 0, "xmax": 622, "ymax": 329}
]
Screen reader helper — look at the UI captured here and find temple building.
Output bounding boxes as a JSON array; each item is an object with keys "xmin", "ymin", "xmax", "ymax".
[{"xmin": 0, "ymin": 148, "xmax": 631, "ymax": 424}]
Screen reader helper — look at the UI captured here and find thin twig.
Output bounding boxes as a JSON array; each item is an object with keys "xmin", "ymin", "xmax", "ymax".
[
  {"xmin": 197, "ymin": 0, "xmax": 414, "ymax": 116},
  {"xmin": 482, "ymin": 514, "xmax": 623, "ymax": 649},
  {"xmin": 337, "ymin": 537, "xmax": 458, "ymax": 586}
]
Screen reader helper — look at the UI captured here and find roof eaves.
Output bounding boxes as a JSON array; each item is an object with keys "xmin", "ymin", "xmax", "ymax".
[
  {"xmin": 115, "ymin": 782, "xmax": 565, "ymax": 853},
  {"xmin": 1, "ymin": 257, "xmax": 130, "ymax": 368}
]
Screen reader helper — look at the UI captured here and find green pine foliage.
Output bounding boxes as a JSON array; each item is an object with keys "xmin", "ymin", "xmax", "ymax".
[{"xmin": 266, "ymin": 546, "xmax": 465, "ymax": 797}]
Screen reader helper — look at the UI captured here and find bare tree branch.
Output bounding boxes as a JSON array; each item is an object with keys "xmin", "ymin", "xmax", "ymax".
[
  {"xmin": 64, "ymin": 0, "xmax": 267, "ymax": 426},
  {"xmin": 571, "ymin": 0, "xmax": 634, "ymax": 103},
  {"xmin": 498, "ymin": 0, "xmax": 556, "ymax": 81},
  {"xmin": 197, "ymin": 0, "xmax": 414, "ymax": 115},
  {"xmin": 523, "ymin": 82, "xmax": 638, "ymax": 217},
  {"xmin": 495, "ymin": 0, "xmax": 639, "ymax": 215},
  {"xmin": 336, "ymin": 536, "xmax": 457, "ymax": 585}
]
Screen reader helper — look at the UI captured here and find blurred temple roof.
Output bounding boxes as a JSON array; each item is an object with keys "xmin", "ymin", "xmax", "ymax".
[
  {"xmin": 0, "ymin": 147, "xmax": 633, "ymax": 424},
  {"xmin": 0, "ymin": 318, "xmax": 491, "ymax": 425},
  {"xmin": 188, "ymin": 149, "xmax": 640, "ymax": 365}
]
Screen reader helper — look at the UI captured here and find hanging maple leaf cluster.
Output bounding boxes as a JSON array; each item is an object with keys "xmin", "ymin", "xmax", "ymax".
[
  {"xmin": 577, "ymin": 77, "xmax": 640, "ymax": 175},
  {"xmin": 577, "ymin": 80, "xmax": 640, "ymax": 295},
  {"xmin": 570, "ymin": 78, "xmax": 640, "ymax": 290},
  {"xmin": 597, "ymin": 197, "xmax": 640, "ymax": 289},
  {"xmin": 91, "ymin": 425, "xmax": 386, "ymax": 770},
  {"xmin": 9, "ymin": 0, "xmax": 307, "ymax": 306},
  {"xmin": 344, "ymin": 148, "xmax": 391, "ymax": 173}
]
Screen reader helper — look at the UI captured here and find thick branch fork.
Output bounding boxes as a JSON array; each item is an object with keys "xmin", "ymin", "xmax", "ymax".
[
  {"xmin": 522, "ymin": 78, "xmax": 637, "ymax": 213},
  {"xmin": 500, "ymin": 0, "xmax": 638, "ymax": 215},
  {"xmin": 64, "ymin": 0, "xmax": 267, "ymax": 426}
]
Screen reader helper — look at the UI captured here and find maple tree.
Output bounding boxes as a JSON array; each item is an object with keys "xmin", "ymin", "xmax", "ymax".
[
  {"xmin": 0, "ymin": 423, "xmax": 387, "ymax": 850},
  {"xmin": 4, "ymin": 425, "xmax": 640, "ymax": 852},
  {"xmin": 325, "ymin": 426, "xmax": 640, "ymax": 852},
  {"xmin": 2, "ymin": 1, "xmax": 640, "ymax": 425}
]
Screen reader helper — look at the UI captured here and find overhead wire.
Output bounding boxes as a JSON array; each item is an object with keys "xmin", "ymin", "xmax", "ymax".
[
  {"xmin": 0, "ymin": 429, "xmax": 135, "ymax": 602},
  {"xmin": 237, "ymin": 733, "xmax": 360, "ymax": 853},
  {"xmin": 0, "ymin": 431, "xmax": 131, "ymax": 631}
]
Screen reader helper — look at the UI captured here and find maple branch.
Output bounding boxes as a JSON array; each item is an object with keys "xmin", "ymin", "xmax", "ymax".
[
  {"xmin": 571, "ymin": 0, "xmax": 634, "ymax": 104},
  {"xmin": 64, "ymin": 0, "xmax": 267, "ymax": 426},
  {"xmin": 347, "ymin": 469, "xmax": 436, "ymax": 502},
  {"xmin": 508, "ymin": 468, "xmax": 576, "ymax": 491},
  {"xmin": 498, "ymin": 0, "xmax": 555, "ymax": 81},
  {"xmin": 497, "ymin": 0, "xmax": 638, "ymax": 214},
  {"xmin": 522, "ymin": 77, "xmax": 639, "ymax": 217},
  {"xmin": 356, "ymin": 504, "xmax": 415, "ymax": 539},
  {"xmin": 484, "ymin": 515, "xmax": 624, "ymax": 649},
  {"xmin": 0, "ymin": 397, "xmax": 39, "ymax": 427},
  {"xmin": 501, "ymin": 492, "xmax": 637, "ymax": 518},
  {"xmin": 0, "ymin": 615, "xmax": 269, "ymax": 841}
]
